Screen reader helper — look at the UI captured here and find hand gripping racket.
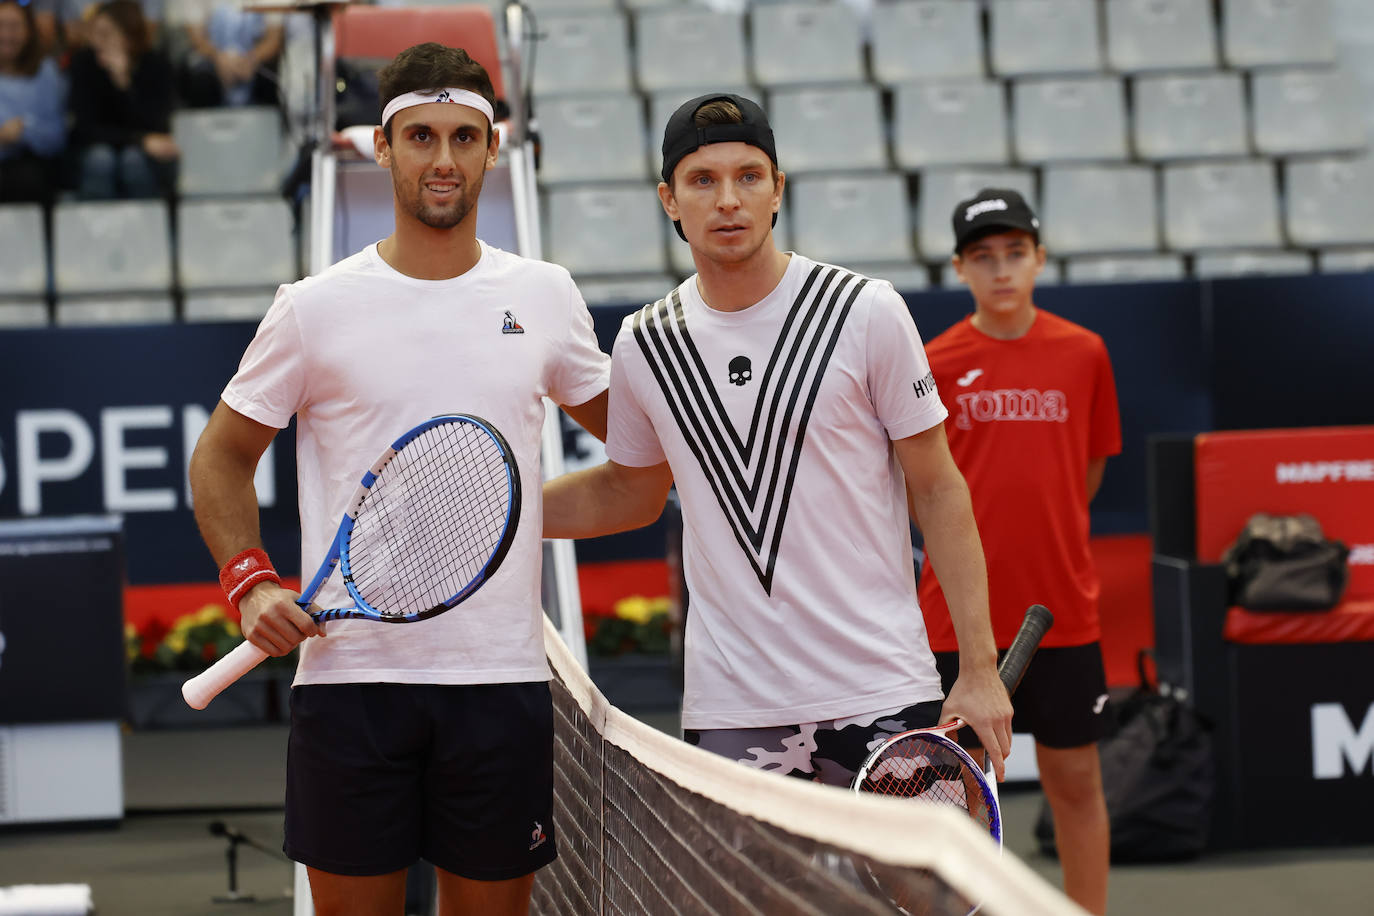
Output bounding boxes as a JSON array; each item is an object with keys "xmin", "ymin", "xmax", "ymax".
[
  {"xmin": 851, "ymin": 604, "xmax": 1055, "ymax": 847},
  {"xmin": 182, "ymin": 414, "xmax": 521, "ymax": 710}
]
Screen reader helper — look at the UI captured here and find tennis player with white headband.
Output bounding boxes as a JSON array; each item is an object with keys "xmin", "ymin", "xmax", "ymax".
[{"xmin": 189, "ymin": 42, "xmax": 611, "ymax": 916}]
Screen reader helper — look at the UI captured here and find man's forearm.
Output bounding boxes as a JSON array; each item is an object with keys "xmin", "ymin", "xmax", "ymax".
[
  {"xmin": 914, "ymin": 478, "xmax": 997, "ymax": 668},
  {"xmin": 189, "ymin": 448, "xmax": 267, "ymax": 567},
  {"xmin": 543, "ymin": 461, "xmax": 668, "ymax": 540}
]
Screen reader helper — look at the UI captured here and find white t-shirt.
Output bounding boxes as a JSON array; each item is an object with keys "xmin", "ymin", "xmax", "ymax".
[
  {"xmin": 223, "ymin": 241, "xmax": 610, "ymax": 686},
  {"xmin": 606, "ymin": 254, "xmax": 949, "ymax": 729}
]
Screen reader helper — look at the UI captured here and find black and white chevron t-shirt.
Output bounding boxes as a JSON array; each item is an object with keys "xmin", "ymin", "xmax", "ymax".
[{"xmin": 605, "ymin": 254, "xmax": 949, "ymax": 729}]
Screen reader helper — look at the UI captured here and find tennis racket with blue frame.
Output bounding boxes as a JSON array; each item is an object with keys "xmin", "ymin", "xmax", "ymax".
[{"xmin": 182, "ymin": 413, "xmax": 521, "ymax": 710}]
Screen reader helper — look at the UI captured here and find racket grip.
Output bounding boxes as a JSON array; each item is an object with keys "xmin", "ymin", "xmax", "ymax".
[
  {"xmin": 181, "ymin": 640, "xmax": 271, "ymax": 710},
  {"xmin": 998, "ymin": 604, "xmax": 1054, "ymax": 695}
]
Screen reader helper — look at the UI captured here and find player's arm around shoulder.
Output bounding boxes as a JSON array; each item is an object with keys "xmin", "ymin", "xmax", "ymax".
[
  {"xmin": 542, "ymin": 459, "xmax": 673, "ymax": 540},
  {"xmin": 894, "ymin": 425, "xmax": 1013, "ymax": 776},
  {"xmin": 189, "ymin": 402, "xmax": 322, "ymax": 655}
]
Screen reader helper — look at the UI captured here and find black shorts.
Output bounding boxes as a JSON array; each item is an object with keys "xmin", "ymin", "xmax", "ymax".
[
  {"xmin": 934, "ymin": 643, "xmax": 1110, "ymax": 750},
  {"xmin": 284, "ymin": 682, "xmax": 557, "ymax": 879}
]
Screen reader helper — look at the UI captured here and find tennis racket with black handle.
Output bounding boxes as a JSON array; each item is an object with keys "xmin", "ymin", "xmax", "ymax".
[
  {"xmin": 182, "ymin": 414, "xmax": 521, "ymax": 710},
  {"xmin": 851, "ymin": 604, "xmax": 1054, "ymax": 846}
]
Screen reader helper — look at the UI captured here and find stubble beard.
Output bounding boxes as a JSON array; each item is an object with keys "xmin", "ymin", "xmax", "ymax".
[{"xmin": 397, "ymin": 167, "xmax": 486, "ymax": 230}]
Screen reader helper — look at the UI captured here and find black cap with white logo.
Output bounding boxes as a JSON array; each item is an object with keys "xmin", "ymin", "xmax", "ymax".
[
  {"xmin": 660, "ymin": 92, "xmax": 779, "ymax": 241},
  {"xmin": 951, "ymin": 188, "xmax": 1041, "ymax": 254}
]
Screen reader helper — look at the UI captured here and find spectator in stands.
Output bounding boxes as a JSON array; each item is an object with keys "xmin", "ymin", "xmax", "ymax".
[
  {"xmin": 177, "ymin": 0, "xmax": 283, "ymax": 108},
  {"xmin": 57, "ymin": 0, "xmax": 163, "ymax": 50},
  {"xmin": 0, "ymin": 0, "xmax": 65, "ymax": 203},
  {"xmin": 67, "ymin": 0, "xmax": 177, "ymax": 199},
  {"xmin": 920, "ymin": 189, "xmax": 1121, "ymax": 915}
]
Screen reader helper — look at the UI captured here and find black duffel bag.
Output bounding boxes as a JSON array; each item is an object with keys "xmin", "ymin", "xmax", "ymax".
[
  {"xmin": 1222, "ymin": 513, "xmax": 1350, "ymax": 611},
  {"xmin": 1035, "ymin": 651, "xmax": 1214, "ymax": 863}
]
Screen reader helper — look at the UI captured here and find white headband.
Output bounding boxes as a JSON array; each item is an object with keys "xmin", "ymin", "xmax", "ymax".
[{"xmin": 381, "ymin": 88, "xmax": 494, "ymax": 129}]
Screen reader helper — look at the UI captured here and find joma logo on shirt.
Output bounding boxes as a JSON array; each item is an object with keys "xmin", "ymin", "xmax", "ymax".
[{"xmin": 954, "ymin": 388, "xmax": 1069, "ymax": 430}]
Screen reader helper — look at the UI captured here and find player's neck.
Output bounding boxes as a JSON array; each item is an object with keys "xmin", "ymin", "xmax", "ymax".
[
  {"xmin": 693, "ymin": 245, "xmax": 791, "ymax": 313},
  {"xmin": 378, "ymin": 215, "xmax": 483, "ymax": 281},
  {"xmin": 971, "ymin": 302, "xmax": 1037, "ymax": 340}
]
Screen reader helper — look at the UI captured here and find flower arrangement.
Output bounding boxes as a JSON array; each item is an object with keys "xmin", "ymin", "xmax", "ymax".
[
  {"xmin": 585, "ymin": 595, "xmax": 674, "ymax": 657},
  {"xmin": 126, "ymin": 605, "xmax": 295, "ymax": 676}
]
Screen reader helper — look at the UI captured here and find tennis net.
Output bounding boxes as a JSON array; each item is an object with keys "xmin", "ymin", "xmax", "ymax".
[{"xmin": 534, "ymin": 618, "xmax": 1081, "ymax": 916}]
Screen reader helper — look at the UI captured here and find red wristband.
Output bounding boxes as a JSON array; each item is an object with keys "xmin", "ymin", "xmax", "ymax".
[{"xmin": 219, "ymin": 548, "xmax": 281, "ymax": 611}]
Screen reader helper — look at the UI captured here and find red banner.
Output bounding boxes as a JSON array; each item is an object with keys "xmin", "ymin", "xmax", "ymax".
[{"xmin": 1196, "ymin": 426, "xmax": 1374, "ymax": 600}]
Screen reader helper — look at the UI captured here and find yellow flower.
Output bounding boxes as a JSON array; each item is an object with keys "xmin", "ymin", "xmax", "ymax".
[{"xmin": 613, "ymin": 595, "xmax": 670, "ymax": 624}]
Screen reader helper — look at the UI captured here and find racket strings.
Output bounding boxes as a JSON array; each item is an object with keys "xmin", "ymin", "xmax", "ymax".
[
  {"xmin": 349, "ymin": 421, "xmax": 513, "ymax": 615},
  {"xmin": 858, "ymin": 737, "xmax": 995, "ymax": 833}
]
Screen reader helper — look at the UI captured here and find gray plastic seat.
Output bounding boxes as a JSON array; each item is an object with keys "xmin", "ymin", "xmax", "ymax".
[
  {"xmin": 0, "ymin": 204, "xmax": 47, "ymax": 296},
  {"xmin": 1042, "ymin": 164, "xmax": 1158, "ymax": 255},
  {"xmin": 1193, "ymin": 250, "xmax": 1313, "ymax": 278},
  {"xmin": 1222, "ymin": 0, "xmax": 1337, "ymax": 68},
  {"xmin": 750, "ymin": 2, "xmax": 864, "ymax": 86},
  {"xmin": 1065, "ymin": 254, "xmax": 1186, "ymax": 283},
  {"xmin": 537, "ymin": 93, "xmax": 648, "ymax": 185},
  {"xmin": 531, "ymin": 12, "xmax": 632, "ymax": 97},
  {"xmin": 768, "ymin": 85, "xmax": 887, "ymax": 174},
  {"xmin": 543, "ymin": 183, "xmax": 668, "ymax": 276},
  {"xmin": 635, "ymin": 8, "xmax": 747, "ymax": 92},
  {"xmin": 1318, "ymin": 247, "xmax": 1374, "ymax": 273},
  {"xmin": 989, "ymin": 0, "xmax": 1102, "ymax": 76},
  {"xmin": 0, "ymin": 300, "xmax": 48, "ymax": 328},
  {"xmin": 1104, "ymin": 0, "xmax": 1218, "ymax": 72},
  {"xmin": 183, "ymin": 291, "xmax": 278, "ymax": 323},
  {"xmin": 871, "ymin": 0, "xmax": 984, "ymax": 85},
  {"xmin": 178, "ymin": 198, "xmax": 297, "ymax": 290},
  {"xmin": 575, "ymin": 274, "xmax": 679, "ymax": 307},
  {"xmin": 787, "ymin": 172, "xmax": 914, "ymax": 265},
  {"xmin": 173, "ymin": 107, "xmax": 283, "ymax": 197},
  {"xmin": 1133, "ymin": 72, "xmax": 1248, "ymax": 160},
  {"xmin": 1284, "ymin": 155, "xmax": 1374, "ymax": 247},
  {"xmin": 1251, "ymin": 68, "xmax": 1367, "ymax": 156},
  {"xmin": 894, "ymin": 81, "xmax": 1010, "ymax": 169},
  {"xmin": 53, "ymin": 200, "xmax": 172, "ymax": 295},
  {"xmin": 55, "ymin": 296, "xmax": 175, "ymax": 326},
  {"xmin": 916, "ymin": 166, "xmax": 1037, "ymax": 261},
  {"xmin": 1013, "ymin": 76, "xmax": 1129, "ymax": 162},
  {"xmin": 1162, "ymin": 160, "xmax": 1282, "ymax": 250}
]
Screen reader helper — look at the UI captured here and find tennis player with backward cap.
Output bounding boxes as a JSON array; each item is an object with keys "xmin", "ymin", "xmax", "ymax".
[
  {"xmin": 544, "ymin": 92, "xmax": 1013, "ymax": 788},
  {"xmin": 188, "ymin": 43, "xmax": 610, "ymax": 915}
]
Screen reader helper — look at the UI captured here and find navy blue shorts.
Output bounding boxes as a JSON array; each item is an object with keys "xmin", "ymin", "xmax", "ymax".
[
  {"xmin": 283, "ymin": 682, "xmax": 557, "ymax": 879},
  {"xmin": 934, "ymin": 642, "xmax": 1110, "ymax": 749}
]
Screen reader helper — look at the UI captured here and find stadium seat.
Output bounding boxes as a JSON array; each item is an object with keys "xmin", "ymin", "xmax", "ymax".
[
  {"xmin": 334, "ymin": 4, "xmax": 505, "ymax": 101},
  {"xmin": 1222, "ymin": 0, "xmax": 1337, "ymax": 68},
  {"xmin": 1250, "ymin": 68, "xmax": 1367, "ymax": 156},
  {"xmin": 1162, "ymin": 160, "xmax": 1282, "ymax": 250},
  {"xmin": 574, "ymin": 274, "xmax": 678, "ymax": 307},
  {"xmin": 55, "ymin": 296, "xmax": 176, "ymax": 326},
  {"xmin": 536, "ymin": 93, "xmax": 649, "ymax": 185},
  {"xmin": 767, "ymin": 85, "xmax": 887, "ymax": 174},
  {"xmin": 650, "ymin": 86, "xmax": 757, "ymax": 178},
  {"xmin": 989, "ymin": 0, "xmax": 1102, "ymax": 76},
  {"xmin": 1104, "ymin": 0, "xmax": 1218, "ymax": 72},
  {"xmin": 1012, "ymin": 76, "xmax": 1129, "ymax": 162},
  {"xmin": 543, "ymin": 183, "xmax": 668, "ymax": 276},
  {"xmin": 173, "ymin": 107, "xmax": 284, "ymax": 197},
  {"xmin": 1284, "ymin": 155, "xmax": 1374, "ymax": 247},
  {"xmin": 53, "ymin": 200, "xmax": 172, "ymax": 295},
  {"xmin": 0, "ymin": 204, "xmax": 46, "ymax": 297},
  {"xmin": 635, "ymin": 8, "xmax": 748, "ymax": 92},
  {"xmin": 0, "ymin": 300, "xmax": 48, "ymax": 328},
  {"xmin": 1041, "ymin": 164, "xmax": 1158, "ymax": 255},
  {"xmin": 1132, "ymin": 72, "xmax": 1249, "ymax": 160},
  {"xmin": 893, "ymin": 81, "xmax": 1010, "ymax": 169},
  {"xmin": 1193, "ymin": 249, "xmax": 1313, "ymax": 278},
  {"xmin": 871, "ymin": 0, "xmax": 984, "ymax": 85},
  {"xmin": 787, "ymin": 172, "xmax": 916, "ymax": 266},
  {"xmin": 1064, "ymin": 254, "xmax": 1186, "ymax": 283},
  {"xmin": 530, "ymin": 11, "xmax": 633, "ymax": 97},
  {"xmin": 183, "ymin": 291, "xmax": 278, "ymax": 323},
  {"xmin": 750, "ymin": 2, "xmax": 865, "ymax": 86},
  {"xmin": 1317, "ymin": 247, "xmax": 1374, "ymax": 273},
  {"xmin": 916, "ymin": 166, "xmax": 1037, "ymax": 261},
  {"xmin": 178, "ymin": 198, "xmax": 298, "ymax": 290}
]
